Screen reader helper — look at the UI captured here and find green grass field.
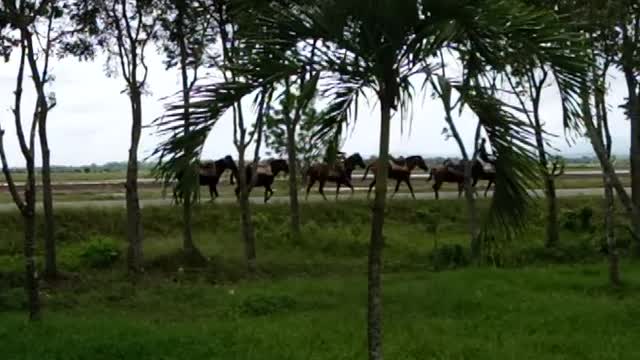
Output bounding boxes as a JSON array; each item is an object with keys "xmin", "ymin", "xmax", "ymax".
[{"xmin": 1, "ymin": 198, "xmax": 638, "ymax": 359}]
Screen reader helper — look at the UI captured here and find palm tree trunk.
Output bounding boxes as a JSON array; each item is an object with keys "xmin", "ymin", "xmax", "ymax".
[
  {"xmin": 22, "ymin": 29, "xmax": 56, "ymax": 280},
  {"xmin": 126, "ymin": 89, "xmax": 144, "ymax": 273},
  {"xmin": 286, "ymin": 123, "xmax": 302, "ymax": 240},
  {"xmin": 368, "ymin": 96, "xmax": 391, "ymax": 360},
  {"xmin": 39, "ymin": 113, "xmax": 56, "ymax": 280},
  {"xmin": 237, "ymin": 144, "xmax": 257, "ymax": 272},
  {"xmin": 602, "ymin": 173, "xmax": 620, "ymax": 286},
  {"xmin": 628, "ymin": 93, "xmax": 640, "ymax": 255},
  {"xmin": 544, "ymin": 175, "xmax": 559, "ymax": 248},
  {"xmin": 463, "ymin": 160, "xmax": 480, "ymax": 258},
  {"xmin": 176, "ymin": 1, "xmax": 199, "ymax": 259},
  {"xmin": 24, "ymin": 173, "xmax": 39, "ymax": 320}
]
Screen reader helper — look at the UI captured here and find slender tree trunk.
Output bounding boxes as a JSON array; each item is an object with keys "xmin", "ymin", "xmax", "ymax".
[
  {"xmin": 126, "ymin": 90, "xmax": 144, "ymax": 273},
  {"xmin": 602, "ymin": 173, "xmax": 620, "ymax": 286},
  {"xmin": 544, "ymin": 175, "xmax": 559, "ymax": 247},
  {"xmin": 176, "ymin": 1, "xmax": 198, "ymax": 259},
  {"xmin": 24, "ymin": 172, "xmax": 39, "ymax": 320},
  {"xmin": 39, "ymin": 114, "xmax": 56, "ymax": 279},
  {"xmin": 237, "ymin": 143, "xmax": 257, "ymax": 272},
  {"xmin": 444, "ymin": 109, "xmax": 479, "ymax": 259},
  {"xmin": 628, "ymin": 92, "xmax": 640, "ymax": 255},
  {"xmin": 368, "ymin": 95, "xmax": 391, "ymax": 360},
  {"xmin": 23, "ymin": 29, "xmax": 57, "ymax": 280},
  {"xmin": 286, "ymin": 123, "xmax": 302, "ymax": 240},
  {"xmin": 463, "ymin": 160, "xmax": 480, "ymax": 258}
]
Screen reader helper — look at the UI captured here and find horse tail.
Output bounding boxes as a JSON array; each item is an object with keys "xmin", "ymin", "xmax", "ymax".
[{"xmin": 362, "ymin": 164, "xmax": 372, "ymax": 180}]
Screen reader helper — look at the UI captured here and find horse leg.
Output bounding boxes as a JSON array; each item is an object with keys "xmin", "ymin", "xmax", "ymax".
[
  {"xmin": 305, "ymin": 179, "xmax": 316, "ymax": 200},
  {"xmin": 213, "ymin": 185, "xmax": 220, "ymax": 200},
  {"xmin": 264, "ymin": 187, "xmax": 269, "ymax": 203},
  {"xmin": 391, "ymin": 179, "xmax": 401, "ymax": 198},
  {"xmin": 208, "ymin": 184, "xmax": 215, "ymax": 201},
  {"xmin": 347, "ymin": 180, "xmax": 355, "ymax": 197},
  {"xmin": 336, "ymin": 183, "xmax": 341, "ymax": 200},
  {"xmin": 432, "ymin": 181, "xmax": 440, "ymax": 200},
  {"xmin": 458, "ymin": 182, "xmax": 463, "ymax": 198},
  {"xmin": 319, "ymin": 180, "xmax": 328, "ymax": 201},
  {"xmin": 485, "ymin": 180, "xmax": 493, "ymax": 197},
  {"xmin": 367, "ymin": 179, "xmax": 376, "ymax": 199},
  {"xmin": 405, "ymin": 178, "xmax": 416, "ymax": 200}
]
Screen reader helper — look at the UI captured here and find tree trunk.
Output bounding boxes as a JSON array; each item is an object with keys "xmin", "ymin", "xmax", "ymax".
[
  {"xmin": 22, "ymin": 30, "xmax": 56, "ymax": 280},
  {"xmin": 463, "ymin": 160, "xmax": 480, "ymax": 258},
  {"xmin": 602, "ymin": 173, "xmax": 620, "ymax": 286},
  {"xmin": 39, "ymin": 114, "xmax": 56, "ymax": 279},
  {"xmin": 23, "ymin": 179, "xmax": 39, "ymax": 320},
  {"xmin": 368, "ymin": 96, "xmax": 391, "ymax": 360},
  {"xmin": 176, "ymin": 1, "xmax": 198, "ymax": 259},
  {"xmin": 126, "ymin": 90, "xmax": 144, "ymax": 273},
  {"xmin": 544, "ymin": 175, "xmax": 559, "ymax": 248},
  {"xmin": 286, "ymin": 123, "xmax": 302, "ymax": 240},
  {"xmin": 628, "ymin": 92, "xmax": 640, "ymax": 255},
  {"xmin": 237, "ymin": 144, "xmax": 257, "ymax": 273}
]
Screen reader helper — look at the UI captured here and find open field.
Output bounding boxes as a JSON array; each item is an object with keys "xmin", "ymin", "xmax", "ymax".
[{"xmin": 1, "ymin": 198, "xmax": 639, "ymax": 359}]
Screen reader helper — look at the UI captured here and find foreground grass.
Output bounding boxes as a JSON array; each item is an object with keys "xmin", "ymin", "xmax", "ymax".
[
  {"xmin": 1, "ymin": 198, "xmax": 638, "ymax": 359},
  {"xmin": 2, "ymin": 264, "xmax": 640, "ymax": 359}
]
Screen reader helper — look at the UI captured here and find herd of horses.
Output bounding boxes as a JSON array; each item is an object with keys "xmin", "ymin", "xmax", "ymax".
[{"xmin": 172, "ymin": 153, "xmax": 496, "ymax": 203}]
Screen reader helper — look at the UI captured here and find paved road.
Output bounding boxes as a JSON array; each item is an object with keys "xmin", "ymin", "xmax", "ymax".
[{"xmin": 0, "ymin": 186, "xmax": 627, "ymax": 212}]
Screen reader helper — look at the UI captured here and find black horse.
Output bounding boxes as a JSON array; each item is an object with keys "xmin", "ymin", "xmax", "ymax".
[
  {"xmin": 235, "ymin": 159, "xmax": 289, "ymax": 203},
  {"xmin": 173, "ymin": 155, "xmax": 238, "ymax": 203},
  {"xmin": 363, "ymin": 155, "xmax": 429, "ymax": 199},
  {"xmin": 305, "ymin": 153, "xmax": 367, "ymax": 200}
]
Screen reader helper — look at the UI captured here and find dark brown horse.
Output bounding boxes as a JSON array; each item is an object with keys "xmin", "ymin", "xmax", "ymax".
[
  {"xmin": 235, "ymin": 159, "xmax": 289, "ymax": 203},
  {"xmin": 173, "ymin": 155, "xmax": 238, "ymax": 203},
  {"xmin": 428, "ymin": 159, "xmax": 494, "ymax": 199},
  {"xmin": 362, "ymin": 155, "xmax": 429, "ymax": 199},
  {"xmin": 304, "ymin": 153, "xmax": 366, "ymax": 200}
]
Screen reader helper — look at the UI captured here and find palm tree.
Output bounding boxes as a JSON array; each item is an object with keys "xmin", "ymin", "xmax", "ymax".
[{"xmin": 154, "ymin": 0, "xmax": 588, "ymax": 358}]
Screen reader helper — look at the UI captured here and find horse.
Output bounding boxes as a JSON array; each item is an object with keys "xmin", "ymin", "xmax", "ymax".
[
  {"xmin": 235, "ymin": 159, "xmax": 289, "ymax": 203},
  {"xmin": 362, "ymin": 155, "xmax": 429, "ymax": 199},
  {"xmin": 173, "ymin": 155, "xmax": 238, "ymax": 203},
  {"xmin": 304, "ymin": 153, "xmax": 367, "ymax": 200},
  {"xmin": 474, "ymin": 159, "xmax": 496, "ymax": 197},
  {"xmin": 428, "ymin": 159, "xmax": 494, "ymax": 199}
]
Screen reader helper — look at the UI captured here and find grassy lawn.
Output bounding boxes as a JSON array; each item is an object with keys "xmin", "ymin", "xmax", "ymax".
[
  {"xmin": 1, "ymin": 198, "xmax": 638, "ymax": 359},
  {"xmin": 2, "ymin": 265, "xmax": 640, "ymax": 359}
]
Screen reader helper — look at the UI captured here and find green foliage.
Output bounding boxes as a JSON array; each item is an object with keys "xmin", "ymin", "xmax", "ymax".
[
  {"xmin": 430, "ymin": 244, "xmax": 469, "ymax": 270},
  {"xmin": 561, "ymin": 206, "xmax": 595, "ymax": 232},
  {"xmin": 79, "ymin": 236, "xmax": 121, "ymax": 269},
  {"xmin": 238, "ymin": 294, "xmax": 297, "ymax": 317}
]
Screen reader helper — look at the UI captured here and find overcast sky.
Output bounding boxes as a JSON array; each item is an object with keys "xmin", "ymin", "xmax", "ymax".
[{"xmin": 0, "ymin": 50, "xmax": 632, "ymax": 167}]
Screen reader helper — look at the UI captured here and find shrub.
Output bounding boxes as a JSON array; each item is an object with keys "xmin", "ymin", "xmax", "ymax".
[
  {"xmin": 238, "ymin": 294, "xmax": 296, "ymax": 316},
  {"xmin": 79, "ymin": 236, "xmax": 121, "ymax": 269},
  {"xmin": 430, "ymin": 244, "xmax": 468, "ymax": 270}
]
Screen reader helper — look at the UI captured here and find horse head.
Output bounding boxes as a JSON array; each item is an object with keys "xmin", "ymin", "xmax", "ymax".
[
  {"xmin": 346, "ymin": 153, "xmax": 366, "ymax": 170},
  {"xmin": 270, "ymin": 159, "xmax": 289, "ymax": 176},
  {"xmin": 407, "ymin": 155, "xmax": 429, "ymax": 172}
]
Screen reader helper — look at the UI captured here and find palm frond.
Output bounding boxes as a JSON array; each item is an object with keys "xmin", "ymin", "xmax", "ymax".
[{"xmin": 454, "ymin": 83, "xmax": 541, "ymax": 236}]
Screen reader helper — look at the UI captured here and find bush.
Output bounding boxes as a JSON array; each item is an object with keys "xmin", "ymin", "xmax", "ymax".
[
  {"xmin": 79, "ymin": 236, "xmax": 121, "ymax": 269},
  {"xmin": 238, "ymin": 294, "xmax": 297, "ymax": 316},
  {"xmin": 430, "ymin": 244, "xmax": 468, "ymax": 270}
]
